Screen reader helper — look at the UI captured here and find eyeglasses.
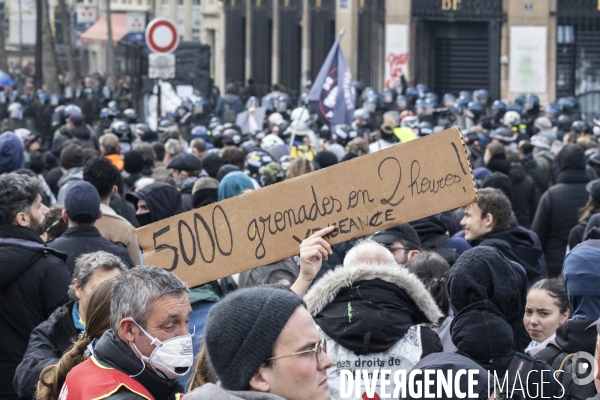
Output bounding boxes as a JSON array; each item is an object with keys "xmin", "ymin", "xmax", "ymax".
[
  {"xmin": 266, "ymin": 338, "xmax": 327, "ymax": 365},
  {"xmin": 385, "ymin": 246, "xmax": 410, "ymax": 252}
]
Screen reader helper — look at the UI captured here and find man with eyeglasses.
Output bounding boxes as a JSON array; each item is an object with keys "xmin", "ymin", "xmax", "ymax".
[
  {"xmin": 372, "ymin": 223, "xmax": 421, "ymax": 265},
  {"xmin": 189, "ymin": 285, "xmax": 333, "ymax": 400}
]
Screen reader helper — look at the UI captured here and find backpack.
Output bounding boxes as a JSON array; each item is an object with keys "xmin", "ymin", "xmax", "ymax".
[
  {"xmin": 420, "ymin": 234, "xmax": 459, "ymax": 266},
  {"xmin": 223, "ymin": 102, "xmax": 237, "ymax": 124},
  {"xmin": 237, "ymin": 259, "xmax": 300, "ymax": 288},
  {"xmin": 535, "ymin": 345, "xmax": 597, "ymax": 400}
]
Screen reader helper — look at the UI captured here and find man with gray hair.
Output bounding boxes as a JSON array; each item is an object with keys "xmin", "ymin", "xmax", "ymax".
[
  {"xmin": 60, "ymin": 265, "xmax": 191, "ymax": 399},
  {"xmin": 14, "ymin": 251, "xmax": 125, "ymax": 399},
  {"xmin": 164, "ymin": 138, "xmax": 185, "ymax": 165}
]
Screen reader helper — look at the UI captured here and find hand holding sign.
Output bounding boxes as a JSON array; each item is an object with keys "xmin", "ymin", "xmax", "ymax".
[
  {"xmin": 136, "ymin": 127, "xmax": 477, "ymax": 288},
  {"xmin": 291, "ymin": 226, "xmax": 335, "ymax": 297}
]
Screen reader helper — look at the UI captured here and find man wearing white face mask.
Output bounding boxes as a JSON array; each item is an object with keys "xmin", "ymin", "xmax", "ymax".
[{"xmin": 58, "ymin": 265, "xmax": 192, "ymax": 399}]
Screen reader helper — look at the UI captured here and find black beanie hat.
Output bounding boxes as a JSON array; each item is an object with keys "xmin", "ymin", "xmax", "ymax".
[
  {"xmin": 204, "ymin": 286, "xmax": 304, "ymax": 391},
  {"xmin": 124, "ymin": 150, "xmax": 144, "ymax": 175},
  {"xmin": 482, "ymin": 172, "xmax": 513, "ymax": 201},
  {"xmin": 202, "ymin": 153, "xmax": 224, "ymax": 178},
  {"xmin": 314, "ymin": 150, "xmax": 338, "ymax": 169}
]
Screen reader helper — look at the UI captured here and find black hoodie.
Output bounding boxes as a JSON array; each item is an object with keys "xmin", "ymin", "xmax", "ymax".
[
  {"xmin": 126, "ymin": 182, "xmax": 183, "ymax": 224},
  {"xmin": 470, "ymin": 228, "xmax": 544, "ymax": 285},
  {"xmin": 448, "ymin": 247, "xmax": 528, "ymax": 376},
  {"xmin": 13, "ymin": 301, "xmax": 80, "ymax": 399},
  {"xmin": 510, "ymin": 162, "xmax": 539, "ymax": 229},
  {"xmin": 532, "ymin": 144, "xmax": 591, "ymax": 276},
  {"xmin": 487, "ymin": 155, "xmax": 511, "ymax": 176},
  {"xmin": 0, "ymin": 225, "xmax": 70, "ymax": 399}
]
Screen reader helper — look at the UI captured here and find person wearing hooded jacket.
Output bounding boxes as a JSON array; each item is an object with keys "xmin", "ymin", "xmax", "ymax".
[
  {"xmin": 303, "ymin": 240, "xmax": 443, "ymax": 400},
  {"xmin": 535, "ymin": 240, "xmax": 600, "ymax": 400},
  {"xmin": 447, "ymin": 247, "xmax": 558, "ymax": 399},
  {"xmin": 532, "ymin": 144, "xmax": 591, "ymax": 277},
  {"xmin": 0, "ymin": 173, "xmax": 71, "ymax": 400},
  {"xmin": 125, "ymin": 181, "xmax": 183, "ymax": 227},
  {"xmin": 462, "ymin": 188, "xmax": 544, "ymax": 286},
  {"xmin": 0, "ymin": 131, "xmax": 25, "ymax": 174}
]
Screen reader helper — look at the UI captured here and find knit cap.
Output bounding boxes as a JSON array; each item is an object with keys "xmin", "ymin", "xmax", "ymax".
[
  {"xmin": 203, "ymin": 286, "xmax": 304, "ymax": 391},
  {"xmin": 124, "ymin": 150, "xmax": 144, "ymax": 175}
]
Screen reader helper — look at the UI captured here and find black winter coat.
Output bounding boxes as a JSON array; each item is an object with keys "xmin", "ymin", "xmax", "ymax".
[
  {"xmin": 471, "ymin": 228, "xmax": 545, "ymax": 285},
  {"xmin": 305, "ymin": 261, "xmax": 443, "ymax": 358},
  {"xmin": 510, "ymin": 162, "xmax": 540, "ymax": 229},
  {"xmin": 521, "ymin": 153, "xmax": 547, "ymax": 193},
  {"xmin": 532, "ymin": 169, "xmax": 590, "ymax": 276},
  {"xmin": 47, "ymin": 225, "xmax": 134, "ymax": 275},
  {"xmin": 486, "ymin": 156, "xmax": 511, "ymax": 176},
  {"xmin": 179, "ymin": 178, "xmax": 196, "ymax": 212},
  {"xmin": 568, "ymin": 217, "xmax": 590, "ymax": 251},
  {"xmin": 13, "ymin": 301, "xmax": 80, "ymax": 399},
  {"xmin": 0, "ymin": 225, "xmax": 70, "ymax": 400}
]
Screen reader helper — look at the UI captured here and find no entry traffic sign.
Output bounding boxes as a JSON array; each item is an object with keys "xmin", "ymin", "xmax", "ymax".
[{"xmin": 145, "ymin": 18, "xmax": 180, "ymax": 54}]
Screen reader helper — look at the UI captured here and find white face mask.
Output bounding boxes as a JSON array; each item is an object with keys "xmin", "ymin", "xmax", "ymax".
[{"xmin": 129, "ymin": 319, "xmax": 194, "ymax": 380}]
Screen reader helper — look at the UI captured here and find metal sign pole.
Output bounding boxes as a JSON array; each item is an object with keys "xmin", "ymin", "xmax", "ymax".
[{"xmin": 157, "ymin": 78, "xmax": 161, "ymax": 119}]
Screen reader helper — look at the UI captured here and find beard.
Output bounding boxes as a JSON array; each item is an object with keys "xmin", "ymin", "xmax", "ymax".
[{"xmin": 28, "ymin": 213, "xmax": 45, "ymax": 235}]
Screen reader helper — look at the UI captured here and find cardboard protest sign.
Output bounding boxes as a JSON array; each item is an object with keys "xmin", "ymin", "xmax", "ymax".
[{"xmin": 136, "ymin": 127, "xmax": 477, "ymax": 287}]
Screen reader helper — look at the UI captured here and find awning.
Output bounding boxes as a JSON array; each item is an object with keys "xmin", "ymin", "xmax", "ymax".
[{"xmin": 80, "ymin": 13, "xmax": 128, "ymax": 46}]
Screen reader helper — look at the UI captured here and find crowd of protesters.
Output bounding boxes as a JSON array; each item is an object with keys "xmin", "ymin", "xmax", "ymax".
[{"xmin": 1, "ymin": 76, "xmax": 600, "ymax": 400}]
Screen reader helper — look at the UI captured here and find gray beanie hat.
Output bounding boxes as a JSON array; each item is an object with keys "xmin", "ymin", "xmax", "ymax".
[{"xmin": 204, "ymin": 286, "xmax": 304, "ymax": 391}]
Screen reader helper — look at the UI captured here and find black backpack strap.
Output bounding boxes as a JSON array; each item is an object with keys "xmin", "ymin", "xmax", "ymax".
[{"xmin": 535, "ymin": 344, "xmax": 563, "ymax": 368}]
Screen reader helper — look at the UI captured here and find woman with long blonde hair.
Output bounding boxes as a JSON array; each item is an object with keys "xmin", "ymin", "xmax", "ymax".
[{"xmin": 36, "ymin": 278, "xmax": 115, "ymax": 400}]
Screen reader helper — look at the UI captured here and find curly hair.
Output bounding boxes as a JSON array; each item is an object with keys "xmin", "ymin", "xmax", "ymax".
[
  {"xmin": 0, "ymin": 173, "xmax": 43, "ymax": 225},
  {"xmin": 83, "ymin": 157, "xmax": 119, "ymax": 199}
]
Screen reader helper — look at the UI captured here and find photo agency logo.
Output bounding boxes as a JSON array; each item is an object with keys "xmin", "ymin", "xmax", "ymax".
[
  {"xmin": 338, "ymin": 353, "xmax": 597, "ymax": 399},
  {"xmin": 571, "ymin": 351, "xmax": 597, "ymax": 386}
]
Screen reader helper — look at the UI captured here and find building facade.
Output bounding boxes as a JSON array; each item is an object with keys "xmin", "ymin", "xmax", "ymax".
[{"xmin": 209, "ymin": 0, "xmax": 600, "ymax": 115}]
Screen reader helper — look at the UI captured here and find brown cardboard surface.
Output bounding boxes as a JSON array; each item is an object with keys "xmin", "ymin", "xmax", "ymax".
[{"xmin": 136, "ymin": 127, "xmax": 477, "ymax": 287}]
